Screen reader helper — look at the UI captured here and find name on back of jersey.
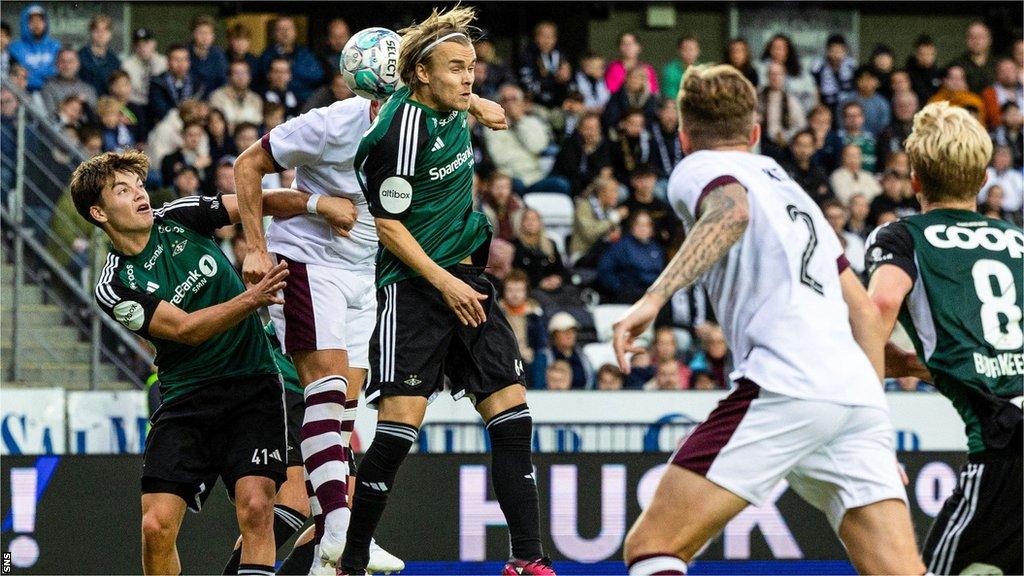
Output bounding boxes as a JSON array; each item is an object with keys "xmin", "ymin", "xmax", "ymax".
[
  {"xmin": 974, "ymin": 351, "xmax": 1024, "ymax": 379},
  {"xmin": 923, "ymin": 224, "xmax": 1024, "ymax": 258}
]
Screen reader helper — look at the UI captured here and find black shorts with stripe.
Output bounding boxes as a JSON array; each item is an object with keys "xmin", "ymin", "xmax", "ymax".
[
  {"xmin": 922, "ymin": 449, "xmax": 1022, "ymax": 575},
  {"xmin": 365, "ymin": 264, "xmax": 526, "ymax": 408}
]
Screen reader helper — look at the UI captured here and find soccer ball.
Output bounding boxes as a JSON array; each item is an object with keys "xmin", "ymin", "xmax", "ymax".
[{"xmin": 342, "ymin": 27, "xmax": 401, "ymax": 100}]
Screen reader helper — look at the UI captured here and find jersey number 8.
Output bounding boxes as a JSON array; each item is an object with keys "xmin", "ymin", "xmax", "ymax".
[{"xmin": 972, "ymin": 259, "xmax": 1024, "ymax": 350}]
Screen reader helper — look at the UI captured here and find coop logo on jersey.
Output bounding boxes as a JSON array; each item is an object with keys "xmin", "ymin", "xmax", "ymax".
[
  {"xmin": 379, "ymin": 176, "xmax": 413, "ymax": 214},
  {"xmin": 142, "ymin": 244, "xmax": 164, "ymax": 270},
  {"xmin": 428, "ymin": 146, "xmax": 473, "ymax": 181},
  {"xmin": 923, "ymin": 225, "xmax": 1024, "ymax": 258},
  {"xmin": 113, "ymin": 300, "xmax": 145, "ymax": 331}
]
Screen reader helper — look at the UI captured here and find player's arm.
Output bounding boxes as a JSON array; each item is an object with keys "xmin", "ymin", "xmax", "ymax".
[
  {"xmin": 840, "ymin": 267, "xmax": 885, "ymax": 382},
  {"xmin": 219, "ymin": 191, "xmax": 355, "ymax": 235},
  {"xmin": 613, "ymin": 182, "xmax": 750, "ymax": 371},
  {"xmin": 468, "ymin": 94, "xmax": 508, "ymax": 130},
  {"xmin": 98, "ymin": 262, "xmax": 288, "ymax": 347}
]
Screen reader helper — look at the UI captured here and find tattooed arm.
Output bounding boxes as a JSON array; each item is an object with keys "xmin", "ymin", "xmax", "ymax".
[{"xmin": 613, "ymin": 182, "xmax": 749, "ymax": 372}]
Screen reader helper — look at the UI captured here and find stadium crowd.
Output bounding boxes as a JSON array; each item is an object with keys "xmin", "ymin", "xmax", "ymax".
[{"xmin": 1, "ymin": 5, "xmax": 1021, "ymax": 392}]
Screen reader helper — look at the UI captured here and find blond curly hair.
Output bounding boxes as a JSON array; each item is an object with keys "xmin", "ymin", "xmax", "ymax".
[{"xmin": 904, "ymin": 101, "xmax": 992, "ymax": 203}]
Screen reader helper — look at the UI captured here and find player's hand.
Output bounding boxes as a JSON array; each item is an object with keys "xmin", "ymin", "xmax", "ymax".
[
  {"xmin": 242, "ymin": 249, "xmax": 275, "ymax": 286},
  {"xmin": 470, "ymin": 96, "xmax": 509, "ymax": 130},
  {"xmin": 245, "ymin": 260, "xmax": 288, "ymax": 307},
  {"xmin": 318, "ymin": 196, "xmax": 357, "ymax": 237},
  {"xmin": 612, "ymin": 295, "xmax": 663, "ymax": 373},
  {"xmin": 439, "ymin": 274, "xmax": 488, "ymax": 327}
]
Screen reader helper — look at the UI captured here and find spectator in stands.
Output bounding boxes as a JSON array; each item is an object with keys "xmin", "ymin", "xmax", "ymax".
[
  {"xmin": 96, "ymin": 96, "xmax": 135, "ymax": 152},
  {"xmin": 651, "ymin": 327, "xmax": 695, "ymax": 379},
  {"xmin": 906, "ymin": 34, "xmax": 942, "ymax": 103},
  {"xmin": 226, "ymin": 23, "xmax": 258, "ymax": 73},
  {"xmin": 498, "ymin": 269, "xmax": 547, "ymax": 387},
  {"xmin": 979, "ymin": 145, "xmax": 1024, "ymax": 219},
  {"xmin": 473, "ymin": 38, "xmax": 517, "ymax": 97},
  {"xmin": 467, "ymin": 114, "xmax": 496, "ymax": 178},
  {"xmin": 148, "ymin": 44, "xmax": 205, "ymax": 125},
  {"xmin": 9, "ymin": 4, "xmax": 60, "ymax": 92},
  {"xmin": 689, "ymin": 324, "xmax": 731, "ymax": 389},
  {"xmin": 78, "ymin": 126, "xmax": 103, "ymax": 158},
  {"xmin": 756, "ymin": 34, "xmax": 816, "ymax": 113},
  {"xmin": 845, "ymin": 66, "xmax": 891, "ymax": 137},
  {"xmin": 0, "ymin": 22, "xmax": 11, "ymax": 80},
  {"xmin": 982, "ymin": 58, "xmax": 1023, "ymax": 130},
  {"xmin": 212, "ymin": 156, "xmax": 236, "ymax": 196},
  {"xmin": 206, "ymin": 108, "xmax": 234, "ymax": 163},
  {"xmin": 263, "ymin": 57, "xmax": 300, "ymax": 120},
  {"xmin": 78, "ymin": 15, "xmax": 121, "ymax": 96},
  {"xmin": 188, "ymin": 15, "xmax": 227, "ymax": 92},
  {"xmin": 209, "ymin": 60, "xmax": 263, "ymax": 130},
  {"xmin": 979, "ymin": 185, "xmax": 1011, "ymax": 221},
  {"xmin": 823, "ymin": 102, "xmax": 878, "ymax": 172},
  {"xmin": 812, "ymin": 34, "xmax": 857, "ymax": 119},
  {"xmin": 512, "ymin": 208, "xmax": 568, "ymax": 292},
  {"xmin": 481, "ymin": 172, "xmax": 526, "ymax": 242},
  {"xmin": 929, "ymin": 65, "xmax": 987, "ymax": 126},
  {"xmin": 611, "ymin": 109, "xmax": 654, "ymax": 183},
  {"xmin": 485, "ymin": 84, "xmax": 566, "ymax": 194},
  {"xmin": 595, "ymin": 364, "xmax": 625, "ymax": 390},
  {"xmin": 650, "ymin": 99, "xmax": 682, "ymax": 187},
  {"xmin": 878, "ymin": 90, "xmax": 919, "ymax": 161},
  {"xmin": 690, "ymin": 372, "xmax": 719, "ymax": 390},
  {"xmin": 605, "ymin": 32, "xmax": 658, "ymax": 95},
  {"xmin": 518, "ymin": 21, "xmax": 572, "ymax": 109},
  {"xmin": 603, "ymin": 67, "xmax": 659, "ymax": 130},
  {"xmin": 551, "ymin": 111, "xmax": 613, "ymax": 197},
  {"xmin": 758, "ymin": 61, "xmax": 807, "ymax": 159},
  {"xmin": 41, "ymin": 49, "xmax": 97, "ymax": 116},
  {"xmin": 869, "ymin": 168, "xmax": 917, "ymax": 227},
  {"xmin": 847, "ymin": 192, "xmax": 874, "ymax": 238},
  {"xmin": 949, "ymin": 21, "xmax": 996, "ymax": 94},
  {"xmin": 870, "ymin": 44, "xmax": 896, "ymax": 100},
  {"xmin": 621, "ymin": 165, "xmax": 679, "ymax": 248},
  {"xmin": 573, "ymin": 52, "xmax": 610, "ymax": 112},
  {"xmin": 571, "ymin": 175, "xmax": 626, "ymax": 263},
  {"xmin": 122, "ymin": 28, "xmax": 167, "ymax": 106},
  {"xmin": 256, "ymin": 16, "xmax": 323, "ymax": 101},
  {"xmin": 543, "ymin": 312, "xmax": 593, "ymax": 389},
  {"xmin": 992, "ymin": 102, "xmax": 1023, "ymax": 169},
  {"xmin": 830, "ymin": 144, "xmax": 882, "ymax": 204},
  {"xmin": 823, "ymin": 199, "xmax": 866, "ymax": 274},
  {"xmin": 807, "ymin": 104, "xmax": 833, "ymax": 156},
  {"xmin": 302, "ymin": 71, "xmax": 353, "ymax": 112},
  {"xmin": 661, "ymin": 35, "xmax": 701, "ymax": 101},
  {"xmin": 545, "ymin": 360, "xmax": 573, "ymax": 390},
  {"xmin": 784, "ymin": 129, "xmax": 833, "ymax": 205},
  {"xmin": 262, "ymin": 101, "xmax": 286, "ymax": 133},
  {"xmin": 107, "ymin": 70, "xmax": 148, "ymax": 144},
  {"xmin": 161, "ymin": 119, "xmax": 213, "ymax": 189},
  {"xmin": 642, "ymin": 359, "xmax": 682, "ymax": 390},
  {"xmin": 890, "ymin": 70, "xmax": 913, "ymax": 97},
  {"xmin": 624, "ymin": 350, "xmax": 655, "ymax": 389},
  {"xmin": 598, "ymin": 210, "xmax": 665, "ymax": 303},
  {"xmin": 725, "ymin": 38, "xmax": 758, "ymax": 87},
  {"xmin": 54, "ymin": 95, "xmax": 86, "ymax": 131},
  {"xmin": 318, "ymin": 18, "xmax": 350, "ymax": 79},
  {"xmin": 147, "ymin": 98, "xmax": 208, "ymax": 169},
  {"xmin": 472, "ymin": 60, "xmax": 502, "ymax": 102},
  {"xmin": 170, "ymin": 164, "xmax": 202, "ymax": 199},
  {"xmin": 233, "ymin": 121, "xmax": 259, "ymax": 154},
  {"xmin": 550, "ymin": 91, "xmax": 586, "ymax": 143}
]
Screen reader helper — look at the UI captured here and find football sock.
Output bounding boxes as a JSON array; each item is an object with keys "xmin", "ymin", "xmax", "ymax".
[
  {"xmin": 301, "ymin": 376, "xmax": 350, "ymax": 536},
  {"xmin": 486, "ymin": 404, "xmax": 543, "ymax": 561},
  {"xmin": 236, "ymin": 563, "xmax": 275, "ymax": 576},
  {"xmin": 276, "ymin": 539, "xmax": 316, "ymax": 576},
  {"xmin": 627, "ymin": 554, "xmax": 688, "ymax": 575},
  {"xmin": 221, "ymin": 504, "xmax": 307, "ymax": 574},
  {"xmin": 340, "ymin": 421, "xmax": 418, "ymax": 572}
]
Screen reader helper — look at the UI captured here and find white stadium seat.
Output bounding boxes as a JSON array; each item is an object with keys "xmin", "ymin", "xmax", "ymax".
[
  {"xmin": 592, "ymin": 304, "xmax": 656, "ymax": 344},
  {"xmin": 582, "ymin": 342, "xmax": 620, "ymax": 370},
  {"xmin": 523, "ymin": 192, "xmax": 575, "ymax": 228}
]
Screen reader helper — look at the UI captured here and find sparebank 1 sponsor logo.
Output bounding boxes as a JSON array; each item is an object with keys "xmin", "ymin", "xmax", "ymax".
[
  {"xmin": 171, "ymin": 254, "xmax": 218, "ymax": 305},
  {"xmin": 428, "ymin": 146, "xmax": 474, "ymax": 181},
  {"xmin": 923, "ymin": 224, "xmax": 1024, "ymax": 257}
]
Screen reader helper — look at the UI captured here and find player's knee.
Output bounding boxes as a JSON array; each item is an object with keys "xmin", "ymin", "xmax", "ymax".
[
  {"xmin": 236, "ymin": 491, "xmax": 275, "ymax": 532},
  {"xmin": 140, "ymin": 511, "xmax": 177, "ymax": 549}
]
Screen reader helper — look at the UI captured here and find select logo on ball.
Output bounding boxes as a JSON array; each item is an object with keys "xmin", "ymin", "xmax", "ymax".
[{"xmin": 380, "ymin": 176, "xmax": 413, "ymax": 214}]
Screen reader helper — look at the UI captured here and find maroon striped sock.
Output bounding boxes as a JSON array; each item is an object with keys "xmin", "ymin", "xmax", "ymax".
[{"xmin": 301, "ymin": 375, "xmax": 349, "ymax": 534}]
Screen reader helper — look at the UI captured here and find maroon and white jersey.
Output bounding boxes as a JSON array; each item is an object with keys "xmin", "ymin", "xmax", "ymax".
[
  {"xmin": 261, "ymin": 96, "xmax": 377, "ymax": 276},
  {"xmin": 668, "ymin": 150, "xmax": 885, "ymax": 408}
]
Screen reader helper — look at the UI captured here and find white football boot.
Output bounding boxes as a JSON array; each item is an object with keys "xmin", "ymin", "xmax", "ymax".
[{"xmin": 367, "ymin": 538, "xmax": 405, "ymax": 574}]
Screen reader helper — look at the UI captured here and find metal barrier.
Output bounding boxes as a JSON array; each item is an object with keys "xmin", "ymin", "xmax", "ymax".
[
  {"xmin": 418, "ymin": 420, "xmax": 699, "ymax": 454},
  {"xmin": 1, "ymin": 79, "xmax": 154, "ymax": 389}
]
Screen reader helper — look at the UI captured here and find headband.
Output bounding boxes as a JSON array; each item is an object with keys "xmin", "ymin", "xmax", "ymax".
[{"xmin": 417, "ymin": 32, "xmax": 470, "ymax": 62}]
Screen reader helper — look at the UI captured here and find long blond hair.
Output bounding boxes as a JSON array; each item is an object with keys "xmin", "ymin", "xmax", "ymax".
[
  {"xmin": 397, "ymin": 5, "xmax": 478, "ymax": 91},
  {"xmin": 904, "ymin": 101, "xmax": 992, "ymax": 203}
]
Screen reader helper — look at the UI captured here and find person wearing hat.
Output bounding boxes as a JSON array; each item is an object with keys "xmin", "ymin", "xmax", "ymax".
[
  {"xmin": 121, "ymin": 27, "xmax": 168, "ymax": 106},
  {"xmin": 539, "ymin": 312, "xmax": 593, "ymax": 389},
  {"xmin": 8, "ymin": 4, "xmax": 60, "ymax": 92}
]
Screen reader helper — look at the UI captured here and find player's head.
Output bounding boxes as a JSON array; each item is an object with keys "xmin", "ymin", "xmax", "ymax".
[
  {"xmin": 676, "ymin": 64, "xmax": 759, "ymax": 153},
  {"xmin": 904, "ymin": 101, "xmax": 992, "ymax": 205},
  {"xmin": 70, "ymin": 151, "xmax": 152, "ymax": 232},
  {"xmin": 397, "ymin": 5, "xmax": 479, "ymax": 112}
]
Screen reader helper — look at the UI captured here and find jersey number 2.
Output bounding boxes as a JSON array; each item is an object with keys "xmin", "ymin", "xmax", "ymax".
[
  {"xmin": 972, "ymin": 259, "xmax": 1023, "ymax": 350},
  {"xmin": 787, "ymin": 205, "xmax": 824, "ymax": 295}
]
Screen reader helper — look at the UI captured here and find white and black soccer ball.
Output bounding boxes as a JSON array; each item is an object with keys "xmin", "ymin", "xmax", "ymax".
[{"xmin": 341, "ymin": 27, "xmax": 401, "ymax": 100}]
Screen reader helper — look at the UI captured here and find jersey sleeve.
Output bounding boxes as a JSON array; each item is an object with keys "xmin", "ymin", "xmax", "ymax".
[
  {"xmin": 667, "ymin": 157, "xmax": 743, "ymax": 222},
  {"xmin": 260, "ymin": 108, "xmax": 328, "ymax": 171},
  {"xmin": 94, "ymin": 256, "xmax": 163, "ymax": 339},
  {"xmin": 153, "ymin": 195, "xmax": 231, "ymax": 236},
  {"xmin": 360, "ymin": 103, "xmax": 428, "ymax": 221},
  {"xmin": 865, "ymin": 221, "xmax": 918, "ymax": 282}
]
